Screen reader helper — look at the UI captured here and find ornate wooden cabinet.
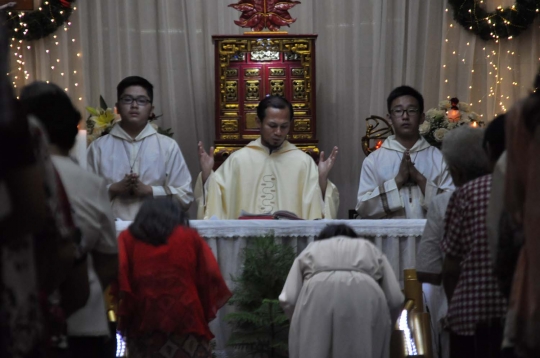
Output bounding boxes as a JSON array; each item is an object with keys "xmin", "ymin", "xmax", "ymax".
[{"xmin": 212, "ymin": 34, "xmax": 319, "ymax": 167}]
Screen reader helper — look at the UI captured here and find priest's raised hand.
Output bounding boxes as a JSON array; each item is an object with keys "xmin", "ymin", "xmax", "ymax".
[
  {"xmin": 198, "ymin": 141, "xmax": 215, "ymax": 184},
  {"xmin": 318, "ymin": 146, "xmax": 338, "ymax": 196}
]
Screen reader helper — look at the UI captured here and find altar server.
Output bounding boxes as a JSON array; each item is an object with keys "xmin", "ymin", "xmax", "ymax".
[
  {"xmin": 356, "ymin": 85, "xmax": 454, "ymax": 219},
  {"xmin": 87, "ymin": 76, "xmax": 193, "ymax": 220}
]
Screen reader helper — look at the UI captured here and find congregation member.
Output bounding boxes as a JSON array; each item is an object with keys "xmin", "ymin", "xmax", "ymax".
[
  {"xmin": 503, "ymin": 85, "xmax": 540, "ymax": 357},
  {"xmin": 21, "ymin": 81, "xmax": 119, "ymax": 358},
  {"xmin": 196, "ymin": 95, "xmax": 339, "ymax": 219},
  {"xmin": 279, "ymin": 224, "xmax": 403, "ymax": 358},
  {"xmin": 356, "ymin": 85, "xmax": 454, "ymax": 219},
  {"xmin": 87, "ymin": 76, "xmax": 193, "ymax": 220},
  {"xmin": 2, "ymin": 23, "xmax": 89, "ymax": 357},
  {"xmin": 1, "ymin": 108, "xmax": 84, "ymax": 358},
  {"xmin": 483, "ymin": 115, "xmax": 507, "ymax": 267},
  {"xmin": 117, "ymin": 198, "xmax": 231, "ymax": 358},
  {"xmin": 416, "ymin": 126, "xmax": 492, "ymax": 358},
  {"xmin": 441, "ymin": 127, "xmax": 508, "ymax": 358},
  {"xmin": 0, "ymin": 28, "xmax": 47, "ymax": 356}
]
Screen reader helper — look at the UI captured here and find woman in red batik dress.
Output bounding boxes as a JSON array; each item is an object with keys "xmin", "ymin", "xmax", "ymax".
[{"xmin": 117, "ymin": 198, "xmax": 231, "ymax": 358}]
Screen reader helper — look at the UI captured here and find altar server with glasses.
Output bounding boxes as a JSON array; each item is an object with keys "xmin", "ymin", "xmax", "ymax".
[
  {"xmin": 87, "ymin": 76, "xmax": 193, "ymax": 220},
  {"xmin": 356, "ymin": 85, "xmax": 454, "ymax": 219}
]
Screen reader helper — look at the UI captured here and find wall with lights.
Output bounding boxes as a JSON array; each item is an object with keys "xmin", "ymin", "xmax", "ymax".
[
  {"xmin": 441, "ymin": 1, "xmax": 540, "ymax": 120},
  {"xmin": 7, "ymin": 2, "xmax": 85, "ymax": 113}
]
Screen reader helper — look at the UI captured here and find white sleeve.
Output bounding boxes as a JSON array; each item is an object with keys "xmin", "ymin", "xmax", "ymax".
[
  {"xmin": 379, "ymin": 254, "xmax": 405, "ymax": 314},
  {"xmin": 417, "ymin": 198, "xmax": 445, "ymax": 274},
  {"xmin": 421, "ymin": 154, "xmax": 454, "ymax": 210},
  {"xmin": 279, "ymin": 257, "xmax": 304, "ymax": 320},
  {"xmin": 151, "ymin": 140, "xmax": 194, "ymax": 211},
  {"xmin": 356, "ymin": 157, "xmax": 403, "ymax": 218},
  {"xmin": 93, "ymin": 178, "xmax": 118, "ymax": 254}
]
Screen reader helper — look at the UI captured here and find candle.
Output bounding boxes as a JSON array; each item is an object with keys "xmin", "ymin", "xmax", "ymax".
[
  {"xmin": 70, "ymin": 129, "xmax": 87, "ymax": 169},
  {"xmin": 471, "ymin": 121, "xmax": 478, "ymax": 128}
]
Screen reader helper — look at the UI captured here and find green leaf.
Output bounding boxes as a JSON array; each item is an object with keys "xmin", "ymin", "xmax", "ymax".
[
  {"xmin": 157, "ymin": 127, "xmax": 174, "ymax": 137},
  {"xmin": 100, "ymin": 95, "xmax": 108, "ymax": 110},
  {"xmin": 86, "ymin": 106, "xmax": 99, "ymax": 116}
]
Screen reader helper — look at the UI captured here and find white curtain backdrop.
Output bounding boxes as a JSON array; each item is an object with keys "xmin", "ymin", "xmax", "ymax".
[{"xmin": 10, "ymin": 0, "xmax": 540, "ymax": 219}]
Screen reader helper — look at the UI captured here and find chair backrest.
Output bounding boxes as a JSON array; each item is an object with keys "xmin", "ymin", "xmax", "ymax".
[{"xmin": 361, "ymin": 115, "xmax": 394, "ymax": 156}]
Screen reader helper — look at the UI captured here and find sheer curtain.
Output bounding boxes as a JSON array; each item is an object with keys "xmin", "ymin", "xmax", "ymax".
[{"xmin": 11, "ymin": 0, "xmax": 540, "ymax": 220}]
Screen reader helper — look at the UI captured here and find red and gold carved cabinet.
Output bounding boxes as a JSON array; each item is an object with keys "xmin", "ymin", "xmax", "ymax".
[{"xmin": 212, "ymin": 34, "xmax": 319, "ymax": 167}]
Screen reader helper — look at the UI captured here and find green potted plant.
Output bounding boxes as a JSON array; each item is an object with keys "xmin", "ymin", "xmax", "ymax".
[{"xmin": 225, "ymin": 235, "xmax": 295, "ymax": 358}]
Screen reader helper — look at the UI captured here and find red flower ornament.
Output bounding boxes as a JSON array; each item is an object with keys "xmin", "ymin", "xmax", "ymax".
[{"xmin": 229, "ymin": 0, "xmax": 301, "ymax": 32}]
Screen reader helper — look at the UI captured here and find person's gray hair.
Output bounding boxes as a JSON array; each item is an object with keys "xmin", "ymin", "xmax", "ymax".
[{"xmin": 441, "ymin": 126, "xmax": 491, "ymax": 182}]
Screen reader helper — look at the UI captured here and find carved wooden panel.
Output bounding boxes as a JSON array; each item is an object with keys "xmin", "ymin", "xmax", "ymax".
[{"xmin": 213, "ymin": 34, "xmax": 319, "ymax": 166}]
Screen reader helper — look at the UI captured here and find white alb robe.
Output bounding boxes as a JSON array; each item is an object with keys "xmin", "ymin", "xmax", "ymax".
[
  {"xmin": 356, "ymin": 135, "xmax": 454, "ymax": 219},
  {"xmin": 417, "ymin": 191, "xmax": 452, "ymax": 358},
  {"xmin": 194, "ymin": 138, "xmax": 339, "ymax": 220},
  {"xmin": 52, "ymin": 155, "xmax": 117, "ymax": 337},
  {"xmin": 279, "ymin": 236, "xmax": 404, "ymax": 358},
  {"xmin": 87, "ymin": 123, "xmax": 193, "ymax": 220}
]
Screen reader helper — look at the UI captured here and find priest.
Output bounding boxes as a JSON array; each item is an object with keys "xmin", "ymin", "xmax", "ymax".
[
  {"xmin": 356, "ymin": 86, "xmax": 454, "ymax": 219},
  {"xmin": 195, "ymin": 95, "xmax": 339, "ymax": 220}
]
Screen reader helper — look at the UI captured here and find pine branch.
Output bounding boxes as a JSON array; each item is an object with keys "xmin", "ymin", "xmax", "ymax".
[{"xmin": 225, "ymin": 235, "xmax": 295, "ymax": 357}]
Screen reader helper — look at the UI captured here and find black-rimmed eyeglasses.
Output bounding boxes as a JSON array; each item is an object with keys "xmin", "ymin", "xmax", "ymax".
[
  {"xmin": 391, "ymin": 108, "xmax": 420, "ymax": 117},
  {"xmin": 119, "ymin": 96, "xmax": 151, "ymax": 107}
]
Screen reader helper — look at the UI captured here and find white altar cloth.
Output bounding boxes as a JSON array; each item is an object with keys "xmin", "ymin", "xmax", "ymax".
[
  {"xmin": 116, "ymin": 219, "xmax": 426, "ymax": 283},
  {"xmin": 115, "ymin": 219, "xmax": 426, "ymax": 355}
]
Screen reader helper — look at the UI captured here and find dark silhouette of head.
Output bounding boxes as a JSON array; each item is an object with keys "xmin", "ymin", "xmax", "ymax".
[
  {"xmin": 129, "ymin": 198, "xmax": 189, "ymax": 246},
  {"xmin": 387, "ymin": 85, "xmax": 424, "ymax": 114},
  {"xmin": 20, "ymin": 81, "xmax": 81, "ymax": 151},
  {"xmin": 117, "ymin": 76, "xmax": 154, "ymax": 103},
  {"xmin": 257, "ymin": 95, "xmax": 293, "ymax": 122},
  {"xmin": 483, "ymin": 114, "xmax": 506, "ymax": 168},
  {"xmin": 316, "ymin": 224, "xmax": 359, "ymax": 241}
]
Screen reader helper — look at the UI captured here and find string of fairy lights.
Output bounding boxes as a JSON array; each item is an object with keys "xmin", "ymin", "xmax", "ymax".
[
  {"xmin": 442, "ymin": 1, "xmax": 540, "ymax": 119},
  {"xmin": 6, "ymin": 2, "xmax": 84, "ymax": 104}
]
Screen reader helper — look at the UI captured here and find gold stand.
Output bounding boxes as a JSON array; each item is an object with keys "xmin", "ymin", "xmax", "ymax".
[{"xmin": 391, "ymin": 269, "xmax": 434, "ymax": 358}]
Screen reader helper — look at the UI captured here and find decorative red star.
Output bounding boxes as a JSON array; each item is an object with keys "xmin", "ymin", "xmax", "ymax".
[{"xmin": 229, "ymin": 0, "xmax": 301, "ymax": 31}]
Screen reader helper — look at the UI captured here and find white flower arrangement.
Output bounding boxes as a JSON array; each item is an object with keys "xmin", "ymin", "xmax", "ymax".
[
  {"xmin": 422, "ymin": 98, "xmax": 483, "ymax": 147},
  {"xmin": 433, "ymin": 128, "xmax": 449, "ymax": 142}
]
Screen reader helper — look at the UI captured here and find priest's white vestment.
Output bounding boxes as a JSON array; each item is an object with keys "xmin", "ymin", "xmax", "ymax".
[
  {"xmin": 194, "ymin": 138, "xmax": 339, "ymax": 219},
  {"xmin": 356, "ymin": 135, "xmax": 454, "ymax": 219},
  {"xmin": 87, "ymin": 123, "xmax": 193, "ymax": 220},
  {"xmin": 279, "ymin": 236, "xmax": 404, "ymax": 358}
]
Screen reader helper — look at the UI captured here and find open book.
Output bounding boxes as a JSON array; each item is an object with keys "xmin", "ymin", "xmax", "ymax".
[{"xmin": 238, "ymin": 210, "xmax": 303, "ymax": 220}]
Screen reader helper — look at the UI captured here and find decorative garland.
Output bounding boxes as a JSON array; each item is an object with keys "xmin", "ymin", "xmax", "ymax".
[
  {"xmin": 449, "ymin": 0, "xmax": 540, "ymax": 41},
  {"xmin": 4, "ymin": 0, "xmax": 76, "ymax": 41}
]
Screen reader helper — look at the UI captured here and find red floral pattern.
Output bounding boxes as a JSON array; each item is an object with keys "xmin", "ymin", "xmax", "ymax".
[{"xmin": 229, "ymin": 0, "xmax": 301, "ymax": 31}]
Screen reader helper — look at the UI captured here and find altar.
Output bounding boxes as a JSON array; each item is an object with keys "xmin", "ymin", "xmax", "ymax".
[
  {"xmin": 117, "ymin": 219, "xmax": 426, "ymax": 284},
  {"xmin": 115, "ymin": 219, "xmax": 426, "ymax": 354}
]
